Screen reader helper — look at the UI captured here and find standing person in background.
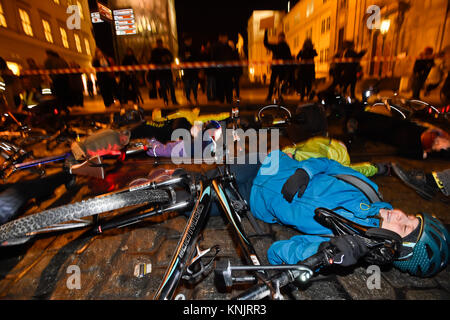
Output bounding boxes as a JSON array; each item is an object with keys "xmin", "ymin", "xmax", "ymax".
[
  {"xmin": 411, "ymin": 47, "xmax": 435, "ymax": 100},
  {"xmin": 229, "ymin": 40, "xmax": 243, "ymax": 100},
  {"xmin": 87, "ymin": 78, "xmax": 94, "ymax": 98},
  {"xmin": 424, "ymin": 51, "xmax": 446, "ymax": 97},
  {"xmin": 150, "ymin": 38, "xmax": 179, "ymax": 106},
  {"xmin": 202, "ymin": 42, "xmax": 216, "ymax": 102},
  {"xmin": 92, "ymin": 48, "xmax": 117, "ymax": 108},
  {"xmin": 179, "ymin": 34, "xmax": 200, "ymax": 105},
  {"xmin": 0, "ymin": 57, "xmax": 22, "ymax": 111},
  {"xmin": 44, "ymin": 50, "xmax": 71, "ymax": 113},
  {"xmin": 263, "ymin": 29, "xmax": 292, "ymax": 102},
  {"xmin": 25, "ymin": 58, "xmax": 42, "ymax": 93},
  {"xmin": 69, "ymin": 61, "xmax": 84, "ymax": 108},
  {"xmin": 297, "ymin": 39, "xmax": 318, "ymax": 101},
  {"xmin": 211, "ymin": 33, "xmax": 234, "ymax": 104},
  {"xmin": 119, "ymin": 47, "xmax": 140, "ymax": 105},
  {"xmin": 341, "ymin": 41, "xmax": 366, "ymax": 99}
]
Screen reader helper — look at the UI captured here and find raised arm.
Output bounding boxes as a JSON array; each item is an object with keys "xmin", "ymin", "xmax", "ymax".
[{"xmin": 263, "ymin": 29, "xmax": 277, "ymax": 52}]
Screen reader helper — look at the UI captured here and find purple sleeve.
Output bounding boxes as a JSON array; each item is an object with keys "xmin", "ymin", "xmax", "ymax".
[{"xmin": 146, "ymin": 140, "xmax": 186, "ymax": 158}]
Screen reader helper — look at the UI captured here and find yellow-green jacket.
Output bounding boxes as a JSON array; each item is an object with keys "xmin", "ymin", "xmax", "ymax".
[{"xmin": 282, "ymin": 136, "xmax": 378, "ymax": 177}]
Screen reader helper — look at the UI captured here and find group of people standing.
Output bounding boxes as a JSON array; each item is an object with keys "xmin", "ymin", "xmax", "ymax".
[
  {"xmin": 93, "ymin": 47, "xmax": 143, "ymax": 108},
  {"xmin": 0, "ymin": 51, "xmax": 85, "ymax": 115},
  {"xmin": 93, "ymin": 34, "xmax": 243, "ymax": 109},
  {"xmin": 178, "ymin": 33, "xmax": 242, "ymax": 105},
  {"xmin": 263, "ymin": 29, "xmax": 368, "ymax": 102}
]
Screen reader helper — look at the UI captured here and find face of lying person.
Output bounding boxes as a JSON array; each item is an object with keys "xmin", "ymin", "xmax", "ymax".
[{"xmin": 379, "ymin": 209, "xmax": 420, "ymax": 238}]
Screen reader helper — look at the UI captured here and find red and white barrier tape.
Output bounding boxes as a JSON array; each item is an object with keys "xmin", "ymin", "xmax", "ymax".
[{"xmin": 21, "ymin": 55, "xmax": 417, "ymax": 76}]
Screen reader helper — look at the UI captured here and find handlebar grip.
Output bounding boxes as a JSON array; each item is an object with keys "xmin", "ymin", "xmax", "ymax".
[{"xmin": 300, "ymin": 247, "xmax": 333, "ymax": 269}]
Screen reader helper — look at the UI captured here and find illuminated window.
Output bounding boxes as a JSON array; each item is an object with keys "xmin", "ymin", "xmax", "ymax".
[
  {"xmin": 6, "ymin": 62, "xmax": 20, "ymax": 76},
  {"xmin": 42, "ymin": 19, "xmax": 53, "ymax": 43},
  {"xmin": 0, "ymin": 2, "xmax": 7, "ymax": 28},
  {"xmin": 19, "ymin": 8, "xmax": 33, "ymax": 36},
  {"xmin": 60, "ymin": 27, "xmax": 69, "ymax": 48},
  {"xmin": 306, "ymin": 0, "xmax": 314, "ymax": 17},
  {"xmin": 54, "ymin": 0, "xmax": 60, "ymax": 4},
  {"xmin": 74, "ymin": 34, "xmax": 82, "ymax": 52},
  {"xmin": 77, "ymin": 1, "xmax": 84, "ymax": 19},
  {"xmin": 84, "ymin": 38, "xmax": 91, "ymax": 55}
]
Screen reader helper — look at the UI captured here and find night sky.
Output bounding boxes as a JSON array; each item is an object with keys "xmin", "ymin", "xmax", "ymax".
[{"xmin": 174, "ymin": 0, "xmax": 292, "ymax": 46}]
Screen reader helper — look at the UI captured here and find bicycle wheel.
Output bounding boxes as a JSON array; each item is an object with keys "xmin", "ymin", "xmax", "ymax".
[
  {"xmin": 0, "ymin": 188, "xmax": 169, "ymax": 243},
  {"xmin": 257, "ymin": 104, "xmax": 292, "ymax": 127}
]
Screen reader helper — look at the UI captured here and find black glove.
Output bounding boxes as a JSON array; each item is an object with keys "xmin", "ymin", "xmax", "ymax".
[
  {"xmin": 281, "ymin": 169, "xmax": 310, "ymax": 203},
  {"xmin": 327, "ymin": 235, "xmax": 369, "ymax": 267}
]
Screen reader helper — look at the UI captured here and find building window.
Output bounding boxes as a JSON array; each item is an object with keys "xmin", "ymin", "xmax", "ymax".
[
  {"xmin": 74, "ymin": 33, "xmax": 82, "ymax": 52},
  {"xmin": 77, "ymin": 1, "xmax": 84, "ymax": 20},
  {"xmin": 0, "ymin": 2, "xmax": 7, "ymax": 28},
  {"xmin": 306, "ymin": 0, "xmax": 314, "ymax": 17},
  {"xmin": 60, "ymin": 27, "xmax": 69, "ymax": 48},
  {"xmin": 19, "ymin": 8, "xmax": 33, "ymax": 36},
  {"xmin": 326, "ymin": 16, "xmax": 331, "ymax": 31},
  {"xmin": 84, "ymin": 38, "xmax": 91, "ymax": 55},
  {"xmin": 42, "ymin": 19, "xmax": 53, "ymax": 43}
]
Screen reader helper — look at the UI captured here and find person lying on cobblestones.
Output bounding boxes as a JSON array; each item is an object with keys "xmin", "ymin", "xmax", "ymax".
[
  {"xmin": 220, "ymin": 151, "xmax": 449, "ymax": 277},
  {"xmin": 144, "ymin": 120, "xmax": 223, "ymax": 158}
]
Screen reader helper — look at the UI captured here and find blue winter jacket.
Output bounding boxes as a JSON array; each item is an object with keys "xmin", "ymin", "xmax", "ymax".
[{"xmin": 249, "ymin": 150, "xmax": 393, "ymax": 265}]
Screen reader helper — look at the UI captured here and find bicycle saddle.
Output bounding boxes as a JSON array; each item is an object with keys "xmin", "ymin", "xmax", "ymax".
[{"xmin": 314, "ymin": 207, "xmax": 402, "ymax": 265}]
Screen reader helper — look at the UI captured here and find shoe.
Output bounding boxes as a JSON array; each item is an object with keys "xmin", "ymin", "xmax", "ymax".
[
  {"xmin": 391, "ymin": 163, "xmax": 436, "ymax": 200},
  {"xmin": 374, "ymin": 162, "xmax": 392, "ymax": 176}
]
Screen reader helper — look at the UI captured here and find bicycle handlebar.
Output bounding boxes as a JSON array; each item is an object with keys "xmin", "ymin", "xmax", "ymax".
[{"xmin": 234, "ymin": 246, "xmax": 338, "ymax": 300}]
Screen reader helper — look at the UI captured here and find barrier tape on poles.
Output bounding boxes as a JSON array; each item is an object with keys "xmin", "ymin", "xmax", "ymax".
[{"xmin": 20, "ymin": 55, "xmax": 417, "ymax": 76}]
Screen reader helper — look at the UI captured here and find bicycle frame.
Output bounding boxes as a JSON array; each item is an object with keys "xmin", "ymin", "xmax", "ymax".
[{"xmin": 154, "ymin": 166, "xmax": 265, "ymax": 300}]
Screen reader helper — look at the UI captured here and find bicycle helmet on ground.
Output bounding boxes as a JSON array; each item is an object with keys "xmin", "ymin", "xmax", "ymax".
[{"xmin": 393, "ymin": 212, "xmax": 450, "ymax": 277}]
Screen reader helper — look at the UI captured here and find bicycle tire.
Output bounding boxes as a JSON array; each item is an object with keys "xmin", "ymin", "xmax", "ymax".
[
  {"xmin": 0, "ymin": 188, "xmax": 169, "ymax": 242},
  {"xmin": 257, "ymin": 105, "xmax": 292, "ymax": 123}
]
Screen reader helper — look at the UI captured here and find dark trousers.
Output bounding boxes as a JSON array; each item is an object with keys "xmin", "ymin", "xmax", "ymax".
[
  {"xmin": 412, "ymin": 76, "xmax": 426, "ymax": 99},
  {"xmin": 183, "ymin": 77, "xmax": 199, "ymax": 101},
  {"xmin": 216, "ymin": 71, "xmax": 233, "ymax": 104},
  {"xmin": 267, "ymin": 68, "xmax": 287, "ymax": 99},
  {"xmin": 159, "ymin": 75, "xmax": 178, "ymax": 104}
]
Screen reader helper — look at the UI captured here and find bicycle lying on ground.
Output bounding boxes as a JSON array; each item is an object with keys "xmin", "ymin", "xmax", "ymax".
[{"xmin": 0, "ymin": 161, "xmax": 268, "ymax": 300}]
